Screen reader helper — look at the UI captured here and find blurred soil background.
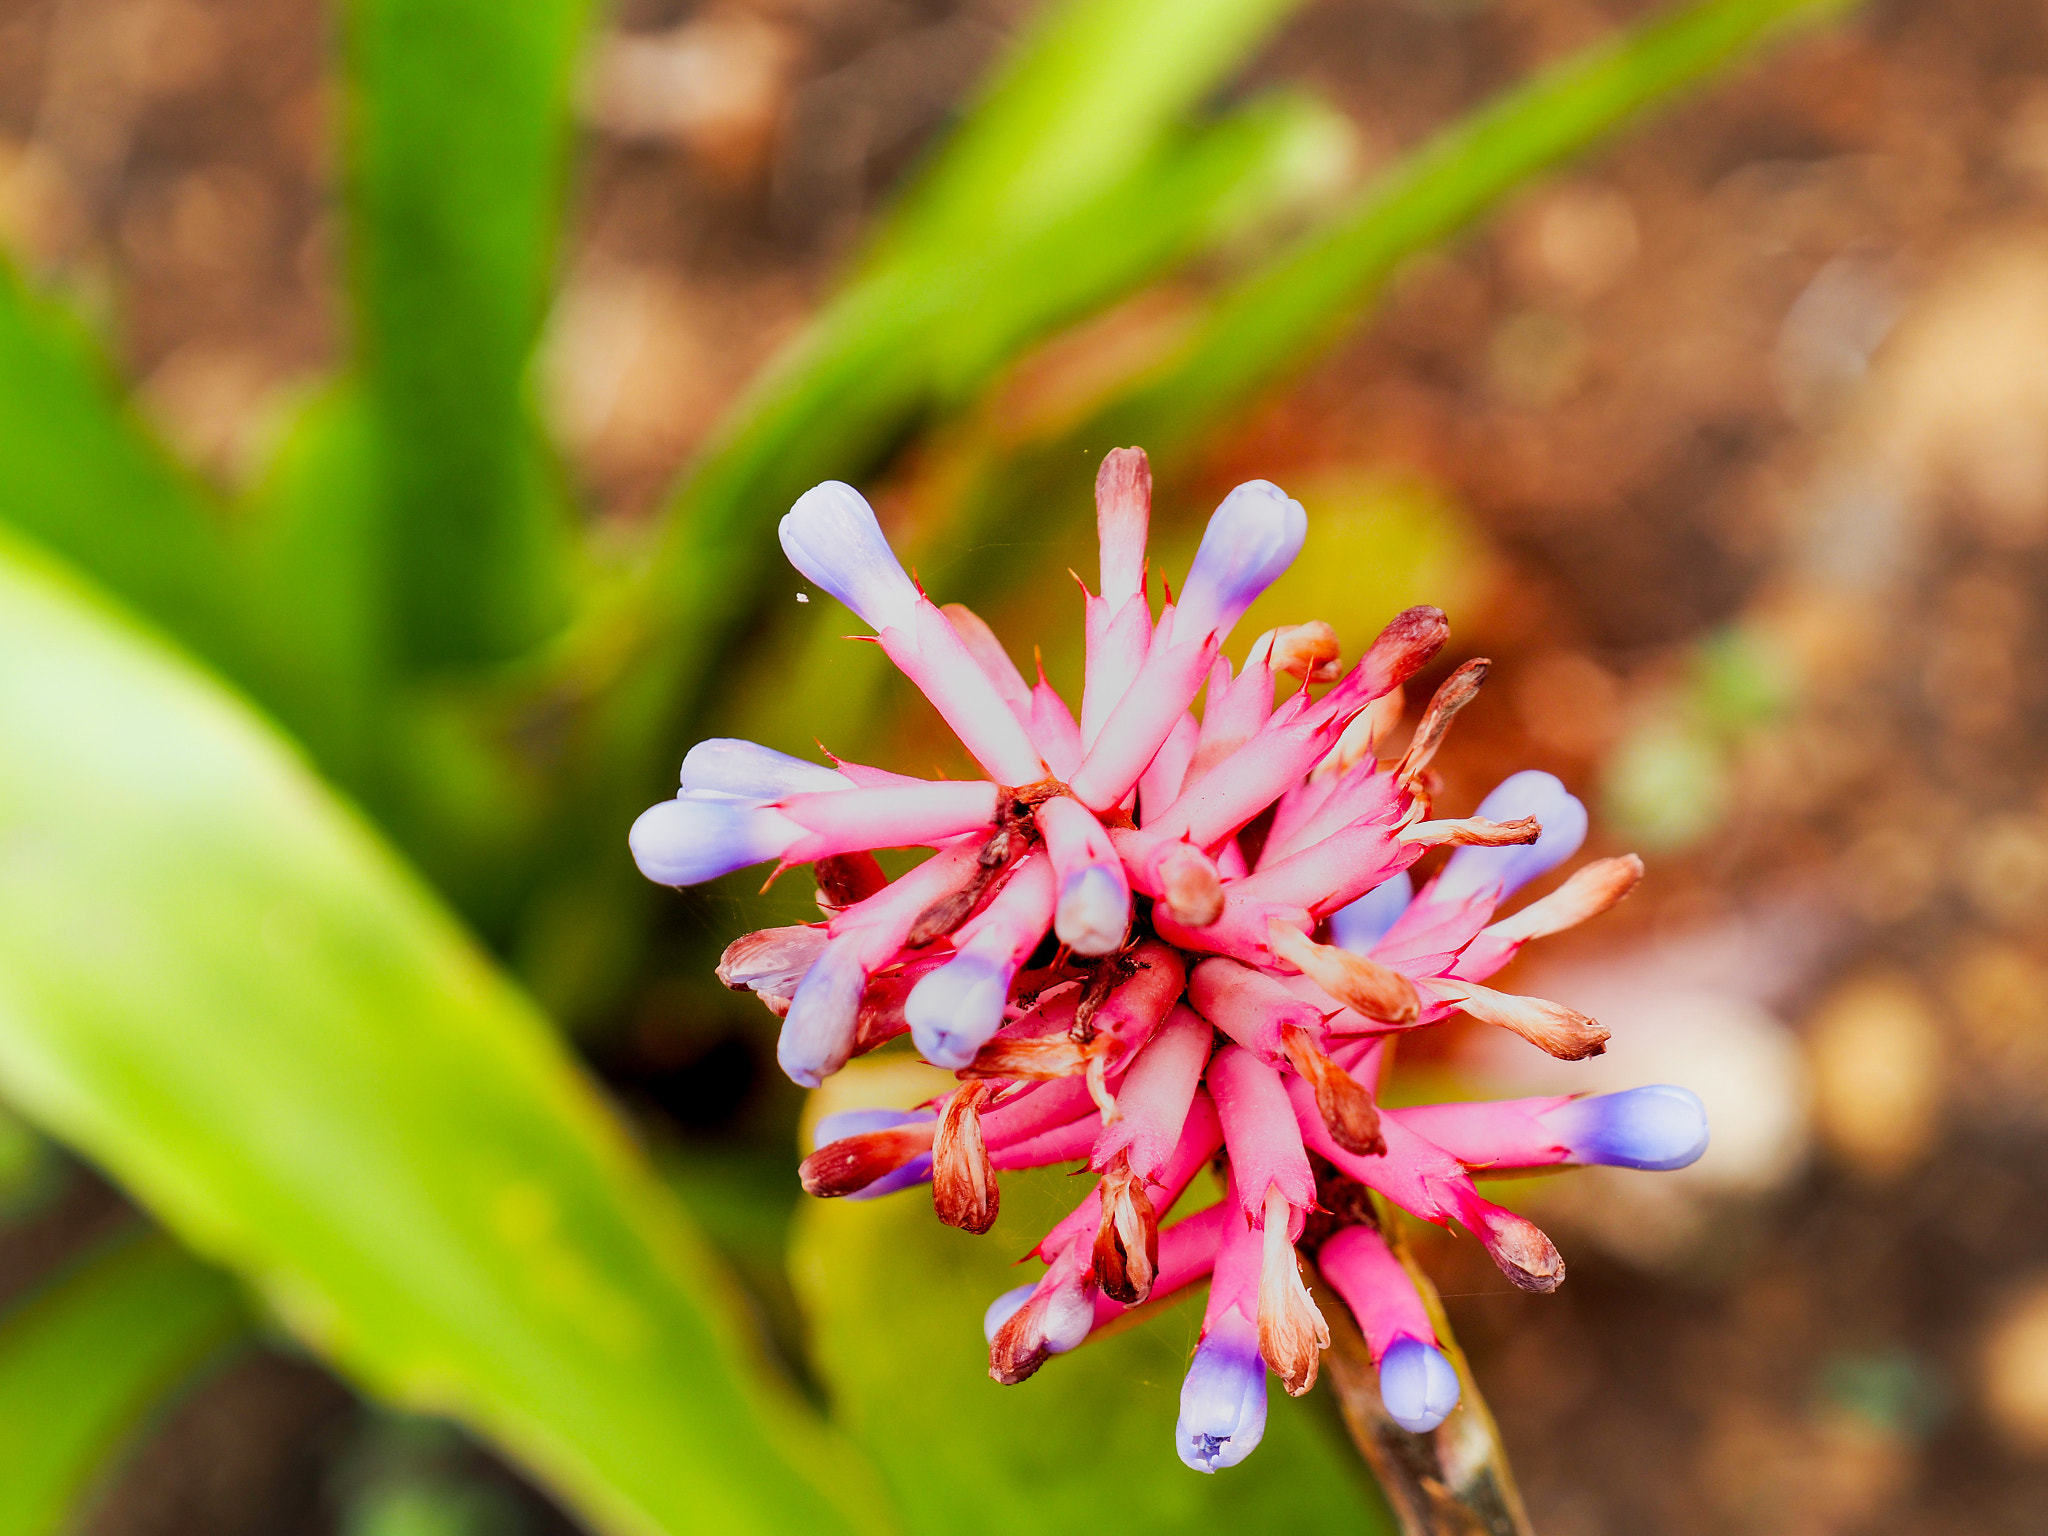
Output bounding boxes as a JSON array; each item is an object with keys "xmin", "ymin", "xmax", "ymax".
[{"xmin": 8, "ymin": 0, "xmax": 2048, "ymax": 1531}]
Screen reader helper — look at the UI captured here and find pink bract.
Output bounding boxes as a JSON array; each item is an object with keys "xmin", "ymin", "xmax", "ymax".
[{"xmin": 634, "ymin": 449, "xmax": 1708, "ymax": 1471}]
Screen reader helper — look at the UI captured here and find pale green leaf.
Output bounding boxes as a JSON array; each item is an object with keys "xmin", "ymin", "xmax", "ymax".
[
  {"xmin": 0, "ymin": 532, "xmax": 891, "ymax": 1536},
  {"xmin": 0, "ymin": 263, "xmax": 246, "ymax": 680}
]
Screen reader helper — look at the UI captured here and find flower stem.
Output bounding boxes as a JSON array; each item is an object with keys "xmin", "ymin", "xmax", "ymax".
[{"xmin": 1314, "ymin": 1193, "xmax": 1535, "ymax": 1536}]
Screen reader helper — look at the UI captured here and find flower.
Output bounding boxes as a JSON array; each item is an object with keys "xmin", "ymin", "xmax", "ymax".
[{"xmin": 633, "ymin": 449, "xmax": 1709, "ymax": 1470}]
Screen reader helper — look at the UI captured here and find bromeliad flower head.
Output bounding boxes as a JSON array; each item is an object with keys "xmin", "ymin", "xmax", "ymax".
[{"xmin": 632, "ymin": 449, "xmax": 1710, "ymax": 1469}]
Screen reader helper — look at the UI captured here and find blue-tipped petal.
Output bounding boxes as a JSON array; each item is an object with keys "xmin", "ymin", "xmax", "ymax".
[
  {"xmin": 1436, "ymin": 770, "xmax": 1588, "ymax": 902},
  {"xmin": 1329, "ymin": 872, "xmax": 1414, "ymax": 954},
  {"xmin": 1177, "ymin": 1310, "xmax": 1269, "ymax": 1473},
  {"xmin": 779, "ymin": 481, "xmax": 921, "ymax": 629},
  {"xmin": 1055, "ymin": 865, "xmax": 1129, "ymax": 956},
  {"xmin": 983, "ymin": 1284, "xmax": 1036, "ymax": 1345},
  {"xmin": 629, "ymin": 794, "xmax": 799, "ymax": 887},
  {"xmin": 776, "ymin": 944, "xmax": 866, "ymax": 1088},
  {"xmin": 1378, "ymin": 1335, "xmax": 1460, "ymax": 1433},
  {"xmin": 1546, "ymin": 1085, "xmax": 1710, "ymax": 1171},
  {"xmin": 1173, "ymin": 481, "xmax": 1308, "ymax": 642},
  {"xmin": 680, "ymin": 737, "xmax": 846, "ymax": 798},
  {"xmin": 905, "ymin": 952, "xmax": 1010, "ymax": 1069}
]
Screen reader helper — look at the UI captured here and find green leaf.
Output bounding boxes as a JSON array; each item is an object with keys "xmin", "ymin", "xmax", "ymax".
[
  {"xmin": 0, "ymin": 261, "xmax": 247, "ymax": 681},
  {"xmin": 238, "ymin": 391, "xmax": 559, "ymax": 944},
  {"xmin": 791, "ymin": 1167, "xmax": 1393, "ymax": 1536},
  {"xmin": 874, "ymin": 0, "xmax": 1309, "ymax": 259},
  {"xmin": 342, "ymin": 0, "xmax": 589, "ymax": 670},
  {"xmin": 236, "ymin": 384, "xmax": 388, "ymax": 785},
  {"xmin": 0, "ymin": 532, "xmax": 892, "ymax": 1536},
  {"xmin": 0, "ymin": 1228, "xmax": 246, "ymax": 1536},
  {"xmin": 0, "ymin": 1101, "xmax": 60, "ymax": 1221},
  {"xmin": 922, "ymin": 91, "xmax": 1354, "ymax": 401}
]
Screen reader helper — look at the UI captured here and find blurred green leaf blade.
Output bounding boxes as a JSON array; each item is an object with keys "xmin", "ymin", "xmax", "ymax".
[
  {"xmin": 0, "ymin": 262, "xmax": 248, "ymax": 681},
  {"xmin": 237, "ymin": 384, "xmax": 387, "ymax": 784},
  {"xmin": 877, "ymin": 0, "xmax": 1308, "ymax": 258},
  {"xmin": 0, "ymin": 533, "xmax": 890, "ymax": 1536},
  {"xmin": 343, "ymin": 0, "xmax": 589, "ymax": 671},
  {"xmin": 922, "ymin": 89, "xmax": 1354, "ymax": 399},
  {"xmin": 792, "ymin": 1164, "xmax": 1393, "ymax": 1536},
  {"xmin": 0, "ymin": 1228, "xmax": 246, "ymax": 1536}
]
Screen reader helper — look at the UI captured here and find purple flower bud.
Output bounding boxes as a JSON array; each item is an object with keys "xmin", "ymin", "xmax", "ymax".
[
  {"xmin": 1176, "ymin": 1309, "xmax": 1268, "ymax": 1473},
  {"xmin": 905, "ymin": 952, "xmax": 1010, "ymax": 1069},
  {"xmin": 813, "ymin": 1106, "xmax": 936, "ymax": 1198},
  {"xmin": 777, "ymin": 943, "xmax": 867, "ymax": 1088},
  {"xmin": 1543, "ymin": 1085, "xmax": 1709, "ymax": 1172},
  {"xmin": 1171, "ymin": 481, "xmax": 1308, "ymax": 643},
  {"xmin": 779, "ymin": 482, "xmax": 921, "ymax": 630},
  {"xmin": 628, "ymin": 794, "xmax": 800, "ymax": 887},
  {"xmin": 1378, "ymin": 1335, "xmax": 1460, "ymax": 1433},
  {"xmin": 983, "ymin": 1284, "xmax": 1036, "ymax": 1344},
  {"xmin": 1435, "ymin": 771, "xmax": 1588, "ymax": 902},
  {"xmin": 680, "ymin": 737, "xmax": 846, "ymax": 798},
  {"xmin": 1055, "ymin": 865, "xmax": 1128, "ymax": 956},
  {"xmin": 1328, "ymin": 872, "xmax": 1414, "ymax": 954}
]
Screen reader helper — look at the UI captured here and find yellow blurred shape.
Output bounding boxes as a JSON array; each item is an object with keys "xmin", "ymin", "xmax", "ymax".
[
  {"xmin": 1805, "ymin": 974, "xmax": 1943, "ymax": 1178},
  {"xmin": 1982, "ymin": 1280, "xmax": 2048, "ymax": 1454}
]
